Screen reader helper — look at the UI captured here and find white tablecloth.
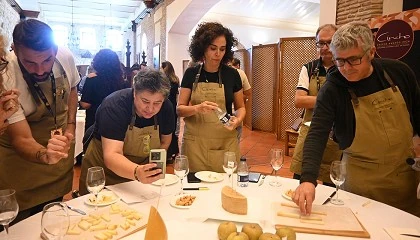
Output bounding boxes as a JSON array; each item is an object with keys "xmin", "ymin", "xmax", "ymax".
[{"xmin": 8, "ymin": 176, "xmax": 420, "ymax": 239}]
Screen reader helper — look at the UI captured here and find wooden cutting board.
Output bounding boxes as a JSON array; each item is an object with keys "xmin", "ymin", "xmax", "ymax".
[{"xmin": 273, "ymin": 202, "xmax": 370, "ymax": 238}]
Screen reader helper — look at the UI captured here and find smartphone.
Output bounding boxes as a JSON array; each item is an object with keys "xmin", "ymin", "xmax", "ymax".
[
  {"xmin": 149, "ymin": 149, "xmax": 166, "ymax": 179},
  {"xmin": 187, "ymin": 172, "xmax": 201, "ymax": 183},
  {"xmin": 248, "ymin": 172, "xmax": 262, "ymax": 183}
]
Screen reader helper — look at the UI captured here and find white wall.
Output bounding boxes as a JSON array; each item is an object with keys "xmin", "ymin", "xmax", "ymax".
[
  {"xmin": 383, "ymin": 0, "xmax": 403, "ymax": 15},
  {"xmin": 319, "ymin": 0, "xmax": 336, "ymax": 25}
]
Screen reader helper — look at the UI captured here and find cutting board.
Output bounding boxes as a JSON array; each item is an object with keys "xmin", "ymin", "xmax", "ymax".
[{"xmin": 273, "ymin": 202, "xmax": 370, "ymax": 238}]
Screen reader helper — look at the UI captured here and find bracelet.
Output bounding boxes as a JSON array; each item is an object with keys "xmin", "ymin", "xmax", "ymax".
[
  {"xmin": 67, "ymin": 122, "xmax": 76, "ymax": 125},
  {"xmin": 134, "ymin": 165, "xmax": 140, "ymax": 181}
]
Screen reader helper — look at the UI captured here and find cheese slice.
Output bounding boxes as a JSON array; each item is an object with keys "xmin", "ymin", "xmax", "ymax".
[{"xmin": 221, "ymin": 186, "xmax": 248, "ymax": 215}]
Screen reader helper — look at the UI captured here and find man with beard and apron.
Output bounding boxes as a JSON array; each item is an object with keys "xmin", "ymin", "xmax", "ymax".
[
  {"xmin": 0, "ymin": 19, "xmax": 79, "ymax": 223},
  {"xmin": 79, "ymin": 69, "xmax": 174, "ymax": 195},
  {"xmin": 293, "ymin": 22, "xmax": 420, "ymax": 217},
  {"xmin": 178, "ymin": 22, "xmax": 245, "ymax": 173},
  {"xmin": 291, "ymin": 24, "xmax": 342, "ymax": 186}
]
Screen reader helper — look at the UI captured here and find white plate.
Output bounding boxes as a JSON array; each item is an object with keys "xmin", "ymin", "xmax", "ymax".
[
  {"xmin": 195, "ymin": 171, "xmax": 224, "ymax": 183},
  {"xmin": 170, "ymin": 194, "xmax": 197, "ymax": 209},
  {"xmin": 282, "ymin": 189, "xmax": 294, "ymax": 201},
  {"xmin": 84, "ymin": 190, "xmax": 120, "ymax": 207},
  {"xmin": 151, "ymin": 174, "xmax": 179, "ymax": 186}
]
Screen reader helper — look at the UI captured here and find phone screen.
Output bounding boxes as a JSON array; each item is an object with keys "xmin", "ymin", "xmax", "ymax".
[{"xmin": 248, "ymin": 172, "xmax": 261, "ymax": 183}]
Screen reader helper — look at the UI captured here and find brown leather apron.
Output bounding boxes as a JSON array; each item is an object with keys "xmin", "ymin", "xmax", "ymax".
[
  {"xmin": 79, "ymin": 105, "xmax": 160, "ymax": 195},
  {"xmin": 291, "ymin": 71, "xmax": 342, "ymax": 183},
  {"xmin": 0, "ymin": 61, "xmax": 74, "ymax": 211},
  {"xmin": 343, "ymin": 70, "xmax": 420, "ymax": 216},
  {"xmin": 182, "ymin": 64, "xmax": 239, "ymax": 172}
]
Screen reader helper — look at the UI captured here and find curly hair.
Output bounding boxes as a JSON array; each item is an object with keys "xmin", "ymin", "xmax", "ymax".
[
  {"xmin": 92, "ymin": 49, "xmax": 124, "ymax": 91},
  {"xmin": 188, "ymin": 22, "xmax": 238, "ymax": 65}
]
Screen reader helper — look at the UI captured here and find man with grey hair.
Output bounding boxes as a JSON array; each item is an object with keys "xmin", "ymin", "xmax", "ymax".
[
  {"xmin": 79, "ymin": 69, "xmax": 175, "ymax": 195},
  {"xmin": 293, "ymin": 21, "xmax": 420, "ymax": 217}
]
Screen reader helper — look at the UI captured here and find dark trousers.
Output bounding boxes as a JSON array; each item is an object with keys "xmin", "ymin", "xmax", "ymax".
[{"xmin": 0, "ymin": 196, "xmax": 63, "ymax": 232}]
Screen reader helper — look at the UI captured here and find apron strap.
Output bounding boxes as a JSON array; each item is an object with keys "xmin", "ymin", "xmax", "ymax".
[
  {"xmin": 348, "ymin": 88, "xmax": 359, "ymax": 106},
  {"xmin": 129, "ymin": 103, "xmax": 136, "ymax": 130},
  {"xmin": 153, "ymin": 115, "xmax": 158, "ymax": 130},
  {"xmin": 218, "ymin": 67, "xmax": 222, "ymax": 88},
  {"xmin": 383, "ymin": 70, "xmax": 397, "ymax": 92},
  {"xmin": 193, "ymin": 64, "xmax": 203, "ymax": 91}
]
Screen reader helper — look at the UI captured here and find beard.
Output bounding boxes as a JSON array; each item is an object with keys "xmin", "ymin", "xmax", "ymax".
[{"xmin": 18, "ymin": 59, "xmax": 51, "ymax": 82}]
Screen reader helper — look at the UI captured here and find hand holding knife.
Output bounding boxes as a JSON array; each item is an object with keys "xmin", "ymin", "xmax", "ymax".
[{"xmin": 322, "ymin": 191, "xmax": 336, "ymax": 205}]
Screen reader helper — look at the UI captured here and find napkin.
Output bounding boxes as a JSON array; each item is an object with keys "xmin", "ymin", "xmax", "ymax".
[
  {"xmin": 106, "ymin": 181, "xmax": 160, "ymax": 204},
  {"xmin": 384, "ymin": 227, "xmax": 420, "ymax": 240}
]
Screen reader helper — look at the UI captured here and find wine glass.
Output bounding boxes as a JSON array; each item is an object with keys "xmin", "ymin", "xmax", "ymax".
[
  {"xmin": 269, "ymin": 148, "xmax": 284, "ymax": 187},
  {"xmin": 223, "ymin": 152, "xmax": 237, "ymax": 188},
  {"xmin": 41, "ymin": 202, "xmax": 69, "ymax": 240},
  {"xmin": 86, "ymin": 166, "xmax": 105, "ymax": 211},
  {"xmin": 174, "ymin": 155, "xmax": 189, "ymax": 195},
  {"xmin": 330, "ymin": 161, "xmax": 346, "ymax": 205},
  {"xmin": 0, "ymin": 189, "xmax": 19, "ymax": 237}
]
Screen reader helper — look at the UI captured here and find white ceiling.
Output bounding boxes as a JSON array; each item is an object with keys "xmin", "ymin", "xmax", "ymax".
[{"xmin": 15, "ymin": 0, "xmax": 320, "ymax": 31}]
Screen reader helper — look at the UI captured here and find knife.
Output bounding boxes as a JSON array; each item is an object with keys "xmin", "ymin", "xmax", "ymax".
[
  {"xmin": 401, "ymin": 233, "xmax": 420, "ymax": 238},
  {"xmin": 322, "ymin": 191, "xmax": 336, "ymax": 205},
  {"xmin": 258, "ymin": 175, "xmax": 266, "ymax": 186},
  {"xmin": 67, "ymin": 205, "xmax": 86, "ymax": 215}
]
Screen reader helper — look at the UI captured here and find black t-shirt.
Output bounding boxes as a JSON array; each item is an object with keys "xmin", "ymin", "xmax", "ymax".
[
  {"xmin": 93, "ymin": 88, "xmax": 175, "ymax": 141},
  {"xmin": 181, "ymin": 64, "xmax": 242, "ymax": 114},
  {"xmin": 80, "ymin": 75, "xmax": 125, "ymax": 129}
]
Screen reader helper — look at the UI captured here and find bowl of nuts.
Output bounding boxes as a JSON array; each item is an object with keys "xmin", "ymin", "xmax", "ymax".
[{"xmin": 170, "ymin": 194, "xmax": 197, "ymax": 209}]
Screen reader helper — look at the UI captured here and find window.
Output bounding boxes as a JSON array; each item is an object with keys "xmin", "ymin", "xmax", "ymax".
[
  {"xmin": 52, "ymin": 25, "xmax": 68, "ymax": 46},
  {"xmin": 79, "ymin": 27, "xmax": 96, "ymax": 50},
  {"xmin": 105, "ymin": 29, "xmax": 122, "ymax": 51}
]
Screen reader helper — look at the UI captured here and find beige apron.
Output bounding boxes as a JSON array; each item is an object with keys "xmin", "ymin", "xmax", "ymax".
[
  {"xmin": 291, "ymin": 70, "xmax": 342, "ymax": 183},
  {"xmin": 79, "ymin": 106, "xmax": 160, "ymax": 195},
  {"xmin": 343, "ymin": 70, "xmax": 420, "ymax": 216},
  {"xmin": 0, "ymin": 61, "xmax": 74, "ymax": 211},
  {"xmin": 182, "ymin": 64, "xmax": 239, "ymax": 172}
]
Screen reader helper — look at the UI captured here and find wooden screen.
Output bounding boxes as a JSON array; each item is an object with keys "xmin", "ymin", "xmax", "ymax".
[{"xmin": 277, "ymin": 37, "xmax": 316, "ymax": 139}]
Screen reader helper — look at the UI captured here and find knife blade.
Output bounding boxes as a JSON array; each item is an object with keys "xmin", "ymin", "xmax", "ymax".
[
  {"xmin": 258, "ymin": 175, "xmax": 266, "ymax": 186},
  {"xmin": 322, "ymin": 191, "xmax": 336, "ymax": 205},
  {"xmin": 67, "ymin": 205, "xmax": 86, "ymax": 215},
  {"xmin": 401, "ymin": 233, "xmax": 420, "ymax": 238}
]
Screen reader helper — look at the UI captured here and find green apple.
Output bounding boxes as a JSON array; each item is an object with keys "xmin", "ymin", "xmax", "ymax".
[
  {"xmin": 227, "ymin": 232, "xmax": 250, "ymax": 240},
  {"xmin": 218, "ymin": 221, "xmax": 237, "ymax": 240},
  {"xmin": 241, "ymin": 223, "xmax": 263, "ymax": 240},
  {"xmin": 258, "ymin": 233, "xmax": 281, "ymax": 240},
  {"xmin": 276, "ymin": 227, "xmax": 296, "ymax": 240}
]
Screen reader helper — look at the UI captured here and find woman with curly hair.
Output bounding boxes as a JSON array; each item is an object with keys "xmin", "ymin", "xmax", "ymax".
[
  {"xmin": 80, "ymin": 49, "xmax": 126, "ymax": 130},
  {"xmin": 161, "ymin": 60, "xmax": 179, "ymax": 162},
  {"xmin": 177, "ymin": 22, "xmax": 245, "ymax": 172}
]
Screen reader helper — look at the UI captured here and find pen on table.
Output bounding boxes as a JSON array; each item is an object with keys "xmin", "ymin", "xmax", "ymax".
[
  {"xmin": 322, "ymin": 191, "xmax": 336, "ymax": 205},
  {"xmin": 183, "ymin": 187, "xmax": 209, "ymax": 191}
]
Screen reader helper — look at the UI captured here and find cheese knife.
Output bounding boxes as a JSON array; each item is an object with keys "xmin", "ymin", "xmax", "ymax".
[
  {"xmin": 322, "ymin": 191, "xmax": 336, "ymax": 205},
  {"xmin": 401, "ymin": 233, "xmax": 420, "ymax": 238},
  {"xmin": 67, "ymin": 205, "xmax": 86, "ymax": 215},
  {"xmin": 258, "ymin": 175, "xmax": 266, "ymax": 186}
]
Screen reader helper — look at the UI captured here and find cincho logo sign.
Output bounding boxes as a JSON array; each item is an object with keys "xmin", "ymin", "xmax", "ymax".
[{"xmin": 375, "ymin": 19, "xmax": 414, "ymax": 59}]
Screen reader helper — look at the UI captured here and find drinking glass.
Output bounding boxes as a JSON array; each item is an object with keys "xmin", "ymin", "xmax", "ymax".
[
  {"xmin": 86, "ymin": 166, "xmax": 105, "ymax": 211},
  {"xmin": 41, "ymin": 202, "xmax": 69, "ymax": 240},
  {"xmin": 0, "ymin": 189, "xmax": 19, "ymax": 237},
  {"xmin": 174, "ymin": 155, "xmax": 189, "ymax": 195},
  {"xmin": 222, "ymin": 152, "xmax": 237, "ymax": 188},
  {"xmin": 330, "ymin": 161, "xmax": 347, "ymax": 205},
  {"xmin": 269, "ymin": 148, "xmax": 284, "ymax": 187}
]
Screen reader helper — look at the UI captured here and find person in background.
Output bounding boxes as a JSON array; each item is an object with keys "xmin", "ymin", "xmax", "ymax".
[
  {"xmin": 77, "ymin": 63, "xmax": 95, "ymax": 93},
  {"xmin": 79, "ymin": 69, "xmax": 174, "ymax": 194},
  {"xmin": 80, "ymin": 49, "xmax": 126, "ymax": 131},
  {"xmin": 290, "ymin": 24, "xmax": 342, "ymax": 187},
  {"xmin": 0, "ymin": 33, "xmax": 20, "ymax": 136},
  {"xmin": 177, "ymin": 22, "xmax": 245, "ymax": 172},
  {"xmin": 0, "ymin": 19, "xmax": 79, "ymax": 223},
  {"xmin": 161, "ymin": 61, "xmax": 179, "ymax": 162},
  {"xmin": 293, "ymin": 21, "xmax": 420, "ymax": 217}
]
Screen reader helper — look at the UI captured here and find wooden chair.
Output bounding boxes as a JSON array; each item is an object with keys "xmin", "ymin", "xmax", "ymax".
[{"xmin": 285, "ymin": 129, "xmax": 299, "ymax": 156}]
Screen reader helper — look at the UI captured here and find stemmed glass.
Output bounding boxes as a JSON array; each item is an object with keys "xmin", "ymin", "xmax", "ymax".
[
  {"xmin": 86, "ymin": 166, "xmax": 106, "ymax": 211},
  {"xmin": 330, "ymin": 161, "xmax": 347, "ymax": 205},
  {"xmin": 269, "ymin": 148, "xmax": 284, "ymax": 187},
  {"xmin": 41, "ymin": 202, "xmax": 69, "ymax": 240},
  {"xmin": 223, "ymin": 152, "xmax": 237, "ymax": 189},
  {"xmin": 174, "ymin": 155, "xmax": 189, "ymax": 195},
  {"xmin": 0, "ymin": 189, "xmax": 19, "ymax": 238}
]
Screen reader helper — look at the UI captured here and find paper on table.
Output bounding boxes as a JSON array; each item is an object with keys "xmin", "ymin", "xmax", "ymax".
[
  {"xmin": 384, "ymin": 227, "xmax": 420, "ymax": 240},
  {"xmin": 106, "ymin": 181, "xmax": 164, "ymax": 204}
]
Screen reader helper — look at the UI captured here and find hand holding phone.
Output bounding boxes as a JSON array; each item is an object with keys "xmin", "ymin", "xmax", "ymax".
[{"xmin": 149, "ymin": 149, "xmax": 167, "ymax": 179}]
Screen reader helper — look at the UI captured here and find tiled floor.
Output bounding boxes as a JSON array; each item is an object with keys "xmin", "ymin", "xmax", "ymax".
[{"xmin": 65, "ymin": 127, "xmax": 294, "ymax": 201}]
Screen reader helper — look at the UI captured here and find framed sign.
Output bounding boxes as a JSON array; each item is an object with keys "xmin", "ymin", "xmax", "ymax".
[{"xmin": 153, "ymin": 44, "xmax": 160, "ymax": 70}]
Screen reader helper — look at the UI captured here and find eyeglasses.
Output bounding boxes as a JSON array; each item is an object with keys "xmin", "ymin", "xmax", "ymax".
[
  {"xmin": 333, "ymin": 50, "xmax": 369, "ymax": 67},
  {"xmin": 0, "ymin": 58, "xmax": 8, "ymax": 72},
  {"xmin": 315, "ymin": 41, "xmax": 331, "ymax": 48}
]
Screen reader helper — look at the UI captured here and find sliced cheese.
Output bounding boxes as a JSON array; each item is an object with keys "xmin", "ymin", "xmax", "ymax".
[
  {"xmin": 78, "ymin": 220, "xmax": 92, "ymax": 231},
  {"xmin": 221, "ymin": 186, "xmax": 247, "ymax": 215}
]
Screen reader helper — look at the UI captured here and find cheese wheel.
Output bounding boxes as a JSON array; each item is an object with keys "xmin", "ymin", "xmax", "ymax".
[{"xmin": 221, "ymin": 186, "xmax": 248, "ymax": 215}]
